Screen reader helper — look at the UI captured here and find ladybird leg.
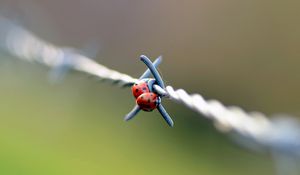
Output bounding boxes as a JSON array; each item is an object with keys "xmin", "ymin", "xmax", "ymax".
[
  {"xmin": 140, "ymin": 55, "xmax": 165, "ymax": 89},
  {"xmin": 157, "ymin": 104, "xmax": 174, "ymax": 127},
  {"xmin": 124, "ymin": 105, "xmax": 141, "ymax": 121},
  {"xmin": 139, "ymin": 56, "xmax": 162, "ymax": 80}
]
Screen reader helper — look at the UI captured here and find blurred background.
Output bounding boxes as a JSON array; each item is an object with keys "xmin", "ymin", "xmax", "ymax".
[{"xmin": 0, "ymin": 0, "xmax": 300, "ymax": 174}]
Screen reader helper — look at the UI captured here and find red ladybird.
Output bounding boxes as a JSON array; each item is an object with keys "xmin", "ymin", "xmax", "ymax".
[
  {"xmin": 131, "ymin": 81, "xmax": 150, "ymax": 98},
  {"xmin": 136, "ymin": 92, "xmax": 159, "ymax": 111}
]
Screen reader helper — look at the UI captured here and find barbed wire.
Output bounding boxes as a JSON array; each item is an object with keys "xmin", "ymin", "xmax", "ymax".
[{"xmin": 1, "ymin": 16, "xmax": 300, "ymax": 173}]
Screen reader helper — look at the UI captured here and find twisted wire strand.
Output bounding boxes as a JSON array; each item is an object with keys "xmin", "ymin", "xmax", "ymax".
[
  {"xmin": 1, "ymin": 16, "xmax": 300, "ymax": 159},
  {"xmin": 0, "ymin": 16, "xmax": 138, "ymax": 87},
  {"xmin": 154, "ymin": 83, "xmax": 300, "ymax": 157},
  {"xmin": 154, "ymin": 85, "xmax": 271, "ymax": 135}
]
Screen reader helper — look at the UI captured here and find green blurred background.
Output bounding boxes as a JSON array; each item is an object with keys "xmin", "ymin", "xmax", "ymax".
[{"xmin": 0, "ymin": 0, "xmax": 300, "ymax": 174}]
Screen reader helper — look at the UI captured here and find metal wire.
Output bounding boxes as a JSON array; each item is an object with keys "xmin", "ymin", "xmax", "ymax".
[
  {"xmin": 1, "ymin": 16, "xmax": 300, "ymax": 168},
  {"xmin": 0, "ymin": 16, "xmax": 138, "ymax": 87},
  {"xmin": 153, "ymin": 85, "xmax": 300, "ymax": 155}
]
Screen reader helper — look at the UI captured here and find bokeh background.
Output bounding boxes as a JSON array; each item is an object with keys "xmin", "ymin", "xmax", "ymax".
[{"xmin": 0, "ymin": 0, "xmax": 300, "ymax": 175}]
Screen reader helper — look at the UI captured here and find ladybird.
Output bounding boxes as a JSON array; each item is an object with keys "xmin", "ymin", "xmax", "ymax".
[
  {"xmin": 131, "ymin": 81, "xmax": 150, "ymax": 99},
  {"xmin": 136, "ymin": 92, "xmax": 159, "ymax": 111}
]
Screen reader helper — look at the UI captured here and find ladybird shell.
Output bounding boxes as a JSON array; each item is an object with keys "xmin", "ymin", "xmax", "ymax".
[
  {"xmin": 136, "ymin": 92, "xmax": 159, "ymax": 111},
  {"xmin": 132, "ymin": 81, "xmax": 150, "ymax": 99}
]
